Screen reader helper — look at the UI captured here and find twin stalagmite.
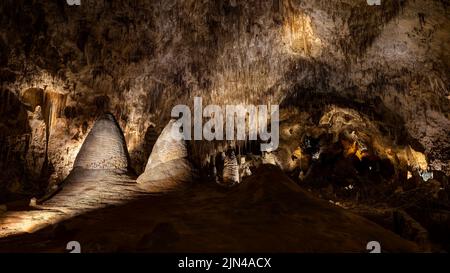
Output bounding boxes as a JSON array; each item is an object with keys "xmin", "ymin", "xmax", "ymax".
[{"xmin": 43, "ymin": 114, "xmax": 194, "ymax": 209}]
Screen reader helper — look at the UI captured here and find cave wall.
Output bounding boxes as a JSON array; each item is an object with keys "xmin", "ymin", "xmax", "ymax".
[{"xmin": 0, "ymin": 0, "xmax": 448, "ymax": 200}]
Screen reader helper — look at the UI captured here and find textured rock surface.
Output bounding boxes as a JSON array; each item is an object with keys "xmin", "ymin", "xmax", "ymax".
[
  {"xmin": 222, "ymin": 151, "xmax": 240, "ymax": 185},
  {"xmin": 0, "ymin": 0, "xmax": 448, "ymax": 252},
  {"xmin": 0, "ymin": 0, "xmax": 448, "ymax": 198},
  {"xmin": 137, "ymin": 119, "xmax": 192, "ymax": 192},
  {"xmin": 42, "ymin": 169, "xmax": 140, "ymax": 212},
  {"xmin": 31, "ymin": 113, "xmax": 139, "ymax": 217},
  {"xmin": 25, "ymin": 108, "xmax": 47, "ymax": 179},
  {"xmin": 73, "ymin": 113, "xmax": 130, "ymax": 171}
]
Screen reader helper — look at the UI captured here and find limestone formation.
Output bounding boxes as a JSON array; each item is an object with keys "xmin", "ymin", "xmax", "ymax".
[
  {"xmin": 25, "ymin": 106, "xmax": 47, "ymax": 179},
  {"xmin": 73, "ymin": 113, "xmax": 130, "ymax": 171},
  {"xmin": 0, "ymin": 0, "xmax": 448, "ymax": 196},
  {"xmin": 0, "ymin": 0, "xmax": 448, "ymax": 253},
  {"xmin": 137, "ymin": 119, "xmax": 193, "ymax": 192},
  {"xmin": 222, "ymin": 151, "xmax": 240, "ymax": 186},
  {"xmin": 41, "ymin": 113, "xmax": 139, "ymax": 212},
  {"xmin": 42, "ymin": 169, "xmax": 140, "ymax": 212}
]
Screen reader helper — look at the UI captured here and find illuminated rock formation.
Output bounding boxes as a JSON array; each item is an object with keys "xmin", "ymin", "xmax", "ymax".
[
  {"xmin": 137, "ymin": 119, "xmax": 193, "ymax": 192},
  {"xmin": 0, "ymin": 0, "xmax": 448, "ymax": 252},
  {"xmin": 73, "ymin": 113, "xmax": 130, "ymax": 171},
  {"xmin": 42, "ymin": 113, "xmax": 138, "ymax": 212},
  {"xmin": 1, "ymin": 0, "xmax": 448, "ymax": 192},
  {"xmin": 24, "ymin": 106, "xmax": 47, "ymax": 179},
  {"xmin": 222, "ymin": 150, "xmax": 240, "ymax": 186}
]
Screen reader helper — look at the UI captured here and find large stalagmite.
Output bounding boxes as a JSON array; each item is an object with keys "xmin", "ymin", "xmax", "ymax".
[
  {"xmin": 42, "ymin": 113, "xmax": 138, "ymax": 212},
  {"xmin": 137, "ymin": 119, "xmax": 193, "ymax": 192},
  {"xmin": 73, "ymin": 113, "xmax": 131, "ymax": 171}
]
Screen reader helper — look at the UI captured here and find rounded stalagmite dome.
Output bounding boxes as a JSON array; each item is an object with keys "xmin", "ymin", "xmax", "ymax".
[
  {"xmin": 137, "ymin": 119, "xmax": 193, "ymax": 192},
  {"xmin": 73, "ymin": 113, "xmax": 130, "ymax": 171}
]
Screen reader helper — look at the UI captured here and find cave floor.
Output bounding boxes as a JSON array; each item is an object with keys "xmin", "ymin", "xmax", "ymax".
[{"xmin": 0, "ymin": 165, "xmax": 419, "ymax": 253}]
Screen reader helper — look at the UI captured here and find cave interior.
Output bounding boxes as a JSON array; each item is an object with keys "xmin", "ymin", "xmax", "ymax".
[{"xmin": 0, "ymin": 0, "xmax": 449, "ymax": 253}]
